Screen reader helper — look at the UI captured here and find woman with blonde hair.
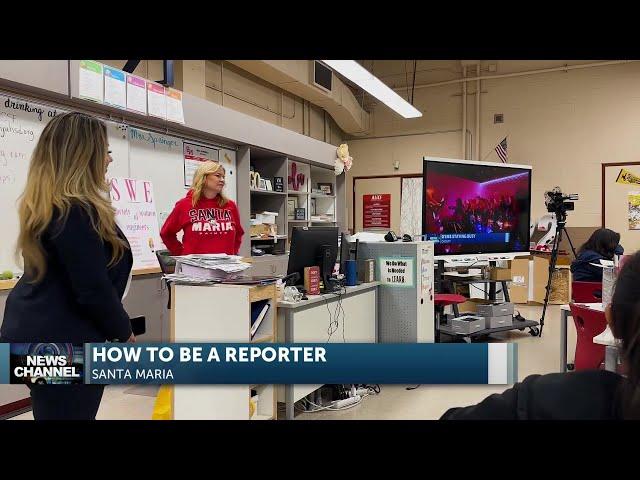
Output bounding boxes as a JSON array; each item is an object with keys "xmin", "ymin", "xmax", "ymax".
[
  {"xmin": 0, "ymin": 112, "xmax": 135, "ymax": 420},
  {"xmin": 161, "ymin": 161, "xmax": 244, "ymax": 255}
]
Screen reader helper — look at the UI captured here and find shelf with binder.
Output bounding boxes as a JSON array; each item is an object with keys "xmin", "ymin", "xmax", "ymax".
[{"xmin": 171, "ymin": 283, "xmax": 278, "ymax": 420}]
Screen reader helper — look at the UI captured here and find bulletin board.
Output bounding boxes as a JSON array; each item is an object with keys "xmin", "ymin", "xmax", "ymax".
[
  {"xmin": 602, "ymin": 162, "xmax": 640, "ymax": 253},
  {"xmin": 353, "ymin": 174, "xmax": 421, "ymax": 235}
]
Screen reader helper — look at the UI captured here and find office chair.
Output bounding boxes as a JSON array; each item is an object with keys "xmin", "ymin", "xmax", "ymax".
[{"xmin": 155, "ymin": 249, "xmax": 176, "ymax": 274}]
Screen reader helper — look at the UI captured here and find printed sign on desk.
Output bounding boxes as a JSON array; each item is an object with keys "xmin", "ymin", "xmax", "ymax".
[
  {"xmin": 109, "ymin": 177, "xmax": 162, "ymax": 270},
  {"xmin": 363, "ymin": 193, "xmax": 390, "ymax": 229},
  {"xmin": 379, "ymin": 256, "xmax": 414, "ymax": 288}
]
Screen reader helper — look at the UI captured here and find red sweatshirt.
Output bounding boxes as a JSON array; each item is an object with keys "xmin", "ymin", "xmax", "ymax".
[{"xmin": 160, "ymin": 190, "xmax": 244, "ymax": 255}]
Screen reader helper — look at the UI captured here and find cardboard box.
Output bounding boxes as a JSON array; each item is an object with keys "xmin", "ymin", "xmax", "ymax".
[
  {"xmin": 483, "ymin": 314, "xmax": 513, "ymax": 329},
  {"xmin": 489, "ymin": 267, "xmax": 512, "ymax": 281},
  {"xmin": 250, "ymin": 224, "xmax": 277, "ymax": 237},
  {"xmin": 358, "ymin": 259, "xmax": 375, "ymax": 283},
  {"xmin": 458, "ymin": 298, "xmax": 493, "ymax": 314},
  {"xmin": 449, "ymin": 315, "xmax": 485, "ymax": 334},
  {"xmin": 477, "ymin": 302, "xmax": 514, "ymax": 317},
  {"xmin": 532, "ymin": 255, "xmax": 572, "ymax": 304},
  {"xmin": 510, "ymin": 257, "xmax": 530, "ymax": 304}
]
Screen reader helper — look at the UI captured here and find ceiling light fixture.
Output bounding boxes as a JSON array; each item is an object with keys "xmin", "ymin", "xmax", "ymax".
[{"xmin": 322, "ymin": 60, "xmax": 422, "ymax": 118}]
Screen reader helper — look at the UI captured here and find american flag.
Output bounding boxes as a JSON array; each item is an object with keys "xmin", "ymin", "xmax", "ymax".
[{"xmin": 495, "ymin": 137, "xmax": 508, "ymax": 163}]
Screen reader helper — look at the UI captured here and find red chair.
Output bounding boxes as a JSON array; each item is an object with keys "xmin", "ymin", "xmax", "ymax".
[
  {"xmin": 571, "ymin": 281, "xmax": 602, "ymax": 303},
  {"xmin": 569, "ymin": 303, "xmax": 607, "ymax": 370},
  {"xmin": 434, "ymin": 294, "xmax": 467, "ymax": 342}
]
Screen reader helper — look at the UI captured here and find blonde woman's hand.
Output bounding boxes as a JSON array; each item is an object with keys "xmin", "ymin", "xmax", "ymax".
[{"xmin": 127, "ymin": 333, "xmax": 136, "ymax": 343}]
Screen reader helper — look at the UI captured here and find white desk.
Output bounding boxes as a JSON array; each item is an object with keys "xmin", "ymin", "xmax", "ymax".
[
  {"xmin": 277, "ymin": 282, "xmax": 379, "ymax": 419},
  {"xmin": 560, "ymin": 303, "xmax": 618, "ymax": 372}
]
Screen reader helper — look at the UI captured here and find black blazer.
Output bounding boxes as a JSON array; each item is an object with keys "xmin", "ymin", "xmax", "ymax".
[
  {"xmin": 1, "ymin": 204, "xmax": 133, "ymax": 343},
  {"xmin": 440, "ymin": 370, "xmax": 624, "ymax": 420}
]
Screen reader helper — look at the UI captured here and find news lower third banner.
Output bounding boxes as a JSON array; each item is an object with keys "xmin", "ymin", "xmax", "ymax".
[{"xmin": 0, "ymin": 343, "xmax": 518, "ymax": 385}]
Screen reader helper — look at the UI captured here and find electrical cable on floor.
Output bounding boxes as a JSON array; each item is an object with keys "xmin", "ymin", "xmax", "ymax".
[{"xmin": 296, "ymin": 384, "xmax": 381, "ymax": 413}]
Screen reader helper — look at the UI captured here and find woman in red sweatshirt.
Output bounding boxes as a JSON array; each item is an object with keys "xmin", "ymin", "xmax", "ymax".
[{"xmin": 161, "ymin": 161, "xmax": 244, "ymax": 255}]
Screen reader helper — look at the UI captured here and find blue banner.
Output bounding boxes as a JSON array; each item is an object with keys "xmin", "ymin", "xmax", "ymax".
[{"xmin": 0, "ymin": 343, "xmax": 518, "ymax": 385}]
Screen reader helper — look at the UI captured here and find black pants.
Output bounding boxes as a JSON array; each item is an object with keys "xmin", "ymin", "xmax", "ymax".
[{"xmin": 28, "ymin": 384, "xmax": 105, "ymax": 420}]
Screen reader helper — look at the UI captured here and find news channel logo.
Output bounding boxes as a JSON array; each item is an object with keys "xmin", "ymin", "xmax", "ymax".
[{"xmin": 9, "ymin": 343, "xmax": 85, "ymax": 385}]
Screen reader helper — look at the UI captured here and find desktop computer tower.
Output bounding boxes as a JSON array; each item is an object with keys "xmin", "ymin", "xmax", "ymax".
[{"xmin": 357, "ymin": 241, "xmax": 435, "ymax": 343}]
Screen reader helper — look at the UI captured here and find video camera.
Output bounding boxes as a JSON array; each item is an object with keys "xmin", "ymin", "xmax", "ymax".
[{"xmin": 544, "ymin": 187, "xmax": 579, "ymax": 216}]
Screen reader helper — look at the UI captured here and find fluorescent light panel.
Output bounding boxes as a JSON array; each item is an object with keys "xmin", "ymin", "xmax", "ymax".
[{"xmin": 322, "ymin": 60, "xmax": 422, "ymax": 119}]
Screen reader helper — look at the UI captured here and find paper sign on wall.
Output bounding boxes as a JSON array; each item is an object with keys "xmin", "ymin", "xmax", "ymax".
[
  {"xmin": 363, "ymin": 193, "xmax": 391, "ymax": 229},
  {"xmin": 104, "ymin": 67, "xmax": 127, "ymax": 109},
  {"xmin": 166, "ymin": 88, "xmax": 185, "ymax": 124},
  {"xmin": 183, "ymin": 142, "xmax": 220, "ymax": 187},
  {"xmin": 379, "ymin": 256, "xmax": 414, "ymax": 288},
  {"xmin": 109, "ymin": 177, "xmax": 162, "ymax": 270},
  {"xmin": 629, "ymin": 192, "xmax": 640, "ymax": 230},
  {"xmin": 126, "ymin": 74, "xmax": 147, "ymax": 114},
  {"xmin": 147, "ymin": 82, "xmax": 166, "ymax": 120},
  {"xmin": 79, "ymin": 60, "xmax": 104, "ymax": 103}
]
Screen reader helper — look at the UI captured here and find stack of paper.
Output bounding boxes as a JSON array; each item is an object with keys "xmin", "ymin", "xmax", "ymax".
[{"xmin": 175, "ymin": 254, "xmax": 251, "ymax": 281}]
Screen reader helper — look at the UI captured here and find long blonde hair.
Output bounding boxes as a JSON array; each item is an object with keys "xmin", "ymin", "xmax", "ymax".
[
  {"xmin": 190, "ymin": 161, "xmax": 228, "ymax": 207},
  {"xmin": 16, "ymin": 112, "xmax": 128, "ymax": 283}
]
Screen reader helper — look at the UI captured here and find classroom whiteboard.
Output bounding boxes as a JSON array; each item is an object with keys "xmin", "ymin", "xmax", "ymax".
[
  {"xmin": 106, "ymin": 121, "xmax": 129, "ymax": 179},
  {"xmin": 0, "ymin": 92, "xmax": 237, "ymax": 274},
  {"xmin": 0, "ymin": 94, "xmax": 64, "ymax": 272}
]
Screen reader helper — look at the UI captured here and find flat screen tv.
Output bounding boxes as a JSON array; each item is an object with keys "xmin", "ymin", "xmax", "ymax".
[{"xmin": 422, "ymin": 157, "xmax": 532, "ymax": 258}]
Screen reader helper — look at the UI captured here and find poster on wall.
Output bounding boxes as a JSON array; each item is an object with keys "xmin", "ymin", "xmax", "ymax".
[
  {"xmin": 109, "ymin": 177, "xmax": 162, "ymax": 270},
  {"xmin": 363, "ymin": 193, "xmax": 391, "ymax": 229},
  {"xmin": 628, "ymin": 192, "xmax": 640, "ymax": 230},
  {"xmin": 183, "ymin": 142, "xmax": 220, "ymax": 187}
]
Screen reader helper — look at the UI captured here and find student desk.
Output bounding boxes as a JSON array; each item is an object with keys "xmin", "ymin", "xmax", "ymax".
[{"xmin": 277, "ymin": 282, "xmax": 380, "ymax": 419}]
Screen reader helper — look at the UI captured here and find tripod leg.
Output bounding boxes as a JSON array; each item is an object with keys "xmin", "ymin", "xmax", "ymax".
[
  {"xmin": 539, "ymin": 221, "xmax": 565, "ymax": 337},
  {"xmin": 564, "ymin": 229, "xmax": 578, "ymax": 259}
]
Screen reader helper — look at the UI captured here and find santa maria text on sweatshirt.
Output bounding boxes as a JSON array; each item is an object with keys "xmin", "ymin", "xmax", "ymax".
[{"xmin": 160, "ymin": 191, "xmax": 245, "ymax": 255}]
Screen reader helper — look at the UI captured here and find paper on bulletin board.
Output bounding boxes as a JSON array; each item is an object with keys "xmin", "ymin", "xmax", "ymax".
[
  {"xmin": 379, "ymin": 256, "xmax": 414, "ymax": 288},
  {"xmin": 126, "ymin": 74, "xmax": 147, "ymax": 114},
  {"xmin": 629, "ymin": 192, "xmax": 640, "ymax": 230},
  {"xmin": 103, "ymin": 67, "xmax": 127, "ymax": 109},
  {"xmin": 420, "ymin": 243, "xmax": 434, "ymax": 298},
  {"xmin": 147, "ymin": 82, "xmax": 166, "ymax": 120},
  {"xmin": 109, "ymin": 177, "xmax": 162, "ymax": 270},
  {"xmin": 183, "ymin": 142, "xmax": 220, "ymax": 187},
  {"xmin": 617, "ymin": 168, "xmax": 640, "ymax": 185},
  {"xmin": 79, "ymin": 60, "xmax": 104, "ymax": 103},
  {"xmin": 166, "ymin": 88, "xmax": 185, "ymax": 124}
]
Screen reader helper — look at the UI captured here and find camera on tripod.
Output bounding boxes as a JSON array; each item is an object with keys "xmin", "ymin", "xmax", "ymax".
[{"xmin": 544, "ymin": 187, "xmax": 579, "ymax": 216}]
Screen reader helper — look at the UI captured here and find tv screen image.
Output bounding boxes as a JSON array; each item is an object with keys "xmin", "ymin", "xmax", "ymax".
[{"xmin": 422, "ymin": 158, "xmax": 532, "ymax": 256}]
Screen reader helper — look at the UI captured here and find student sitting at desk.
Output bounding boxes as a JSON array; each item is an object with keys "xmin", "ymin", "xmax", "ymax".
[
  {"xmin": 570, "ymin": 228, "xmax": 623, "ymax": 282},
  {"xmin": 441, "ymin": 250, "xmax": 640, "ymax": 420},
  {"xmin": 161, "ymin": 161, "xmax": 244, "ymax": 255}
]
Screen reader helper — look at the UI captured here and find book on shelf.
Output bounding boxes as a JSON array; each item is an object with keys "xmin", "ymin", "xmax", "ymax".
[{"xmin": 250, "ymin": 299, "xmax": 271, "ymax": 338}]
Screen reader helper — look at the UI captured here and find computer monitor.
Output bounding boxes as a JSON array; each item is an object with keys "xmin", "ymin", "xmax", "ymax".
[{"xmin": 287, "ymin": 226, "xmax": 339, "ymax": 293}]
